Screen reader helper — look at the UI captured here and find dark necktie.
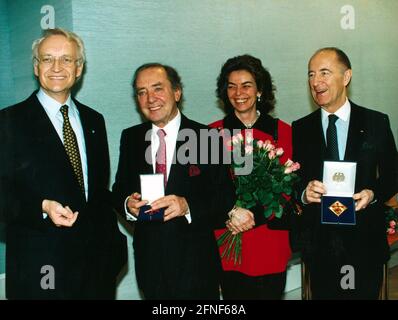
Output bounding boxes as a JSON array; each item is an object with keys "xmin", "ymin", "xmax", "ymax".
[
  {"xmin": 326, "ymin": 114, "xmax": 339, "ymax": 161},
  {"xmin": 60, "ymin": 105, "xmax": 85, "ymax": 195},
  {"xmin": 156, "ymin": 129, "xmax": 167, "ymax": 186}
]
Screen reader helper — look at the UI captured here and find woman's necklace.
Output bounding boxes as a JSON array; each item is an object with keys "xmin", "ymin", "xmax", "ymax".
[{"xmin": 243, "ymin": 110, "xmax": 261, "ymax": 129}]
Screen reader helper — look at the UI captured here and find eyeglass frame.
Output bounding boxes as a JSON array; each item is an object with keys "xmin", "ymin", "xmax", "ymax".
[{"xmin": 34, "ymin": 55, "xmax": 82, "ymax": 67}]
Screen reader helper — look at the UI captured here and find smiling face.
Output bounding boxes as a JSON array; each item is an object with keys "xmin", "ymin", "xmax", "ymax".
[
  {"xmin": 308, "ymin": 50, "xmax": 352, "ymax": 113},
  {"xmin": 34, "ymin": 35, "xmax": 83, "ymax": 104},
  {"xmin": 135, "ymin": 67, "xmax": 181, "ymax": 128},
  {"xmin": 227, "ymin": 70, "xmax": 261, "ymax": 116}
]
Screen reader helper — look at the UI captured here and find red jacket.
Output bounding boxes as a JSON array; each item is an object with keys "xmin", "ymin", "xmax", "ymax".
[{"xmin": 210, "ymin": 114, "xmax": 292, "ymax": 276}]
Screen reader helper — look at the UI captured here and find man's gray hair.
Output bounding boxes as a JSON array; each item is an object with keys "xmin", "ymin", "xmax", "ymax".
[{"xmin": 32, "ymin": 28, "xmax": 86, "ymax": 67}]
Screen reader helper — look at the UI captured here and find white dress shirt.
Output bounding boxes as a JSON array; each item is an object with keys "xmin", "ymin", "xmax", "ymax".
[
  {"xmin": 150, "ymin": 111, "xmax": 181, "ymax": 176},
  {"xmin": 321, "ymin": 98, "xmax": 351, "ymax": 161}
]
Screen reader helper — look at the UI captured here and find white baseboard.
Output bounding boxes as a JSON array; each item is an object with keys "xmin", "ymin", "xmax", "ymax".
[
  {"xmin": 285, "ymin": 263, "xmax": 302, "ymax": 292},
  {"xmin": 0, "ymin": 273, "xmax": 5, "ymax": 300}
]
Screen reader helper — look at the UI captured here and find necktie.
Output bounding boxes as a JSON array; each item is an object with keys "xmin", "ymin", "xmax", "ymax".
[
  {"xmin": 156, "ymin": 129, "xmax": 167, "ymax": 186},
  {"xmin": 326, "ymin": 114, "xmax": 339, "ymax": 160},
  {"xmin": 60, "ymin": 105, "xmax": 85, "ymax": 194}
]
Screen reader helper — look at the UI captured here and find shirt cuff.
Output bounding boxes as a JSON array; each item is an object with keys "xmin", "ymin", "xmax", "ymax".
[
  {"xmin": 370, "ymin": 198, "xmax": 378, "ymax": 205},
  {"xmin": 185, "ymin": 207, "xmax": 192, "ymax": 224},
  {"xmin": 124, "ymin": 196, "xmax": 137, "ymax": 221},
  {"xmin": 301, "ymin": 190, "xmax": 309, "ymax": 205}
]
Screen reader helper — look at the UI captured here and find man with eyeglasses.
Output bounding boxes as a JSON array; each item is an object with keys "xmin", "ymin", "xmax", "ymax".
[{"xmin": 0, "ymin": 28, "xmax": 127, "ymax": 299}]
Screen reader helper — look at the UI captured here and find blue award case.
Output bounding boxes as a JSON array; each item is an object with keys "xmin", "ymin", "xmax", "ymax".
[{"xmin": 321, "ymin": 161, "xmax": 357, "ymax": 225}]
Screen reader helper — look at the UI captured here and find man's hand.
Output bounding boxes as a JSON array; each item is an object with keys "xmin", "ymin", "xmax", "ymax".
[
  {"xmin": 226, "ymin": 207, "xmax": 255, "ymax": 235},
  {"xmin": 126, "ymin": 192, "xmax": 148, "ymax": 217},
  {"xmin": 42, "ymin": 199, "xmax": 79, "ymax": 227},
  {"xmin": 304, "ymin": 180, "xmax": 327, "ymax": 204},
  {"xmin": 150, "ymin": 195, "xmax": 188, "ymax": 222},
  {"xmin": 353, "ymin": 189, "xmax": 374, "ymax": 211}
]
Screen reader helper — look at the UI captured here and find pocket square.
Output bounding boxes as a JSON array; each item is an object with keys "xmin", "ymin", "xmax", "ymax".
[{"xmin": 189, "ymin": 165, "xmax": 201, "ymax": 177}]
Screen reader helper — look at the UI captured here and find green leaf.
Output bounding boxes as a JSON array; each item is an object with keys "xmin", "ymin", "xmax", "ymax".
[
  {"xmin": 274, "ymin": 205, "xmax": 283, "ymax": 218},
  {"xmin": 284, "ymin": 175, "xmax": 292, "ymax": 182},
  {"xmin": 242, "ymin": 193, "xmax": 252, "ymax": 201},
  {"xmin": 272, "ymin": 184, "xmax": 283, "ymax": 193},
  {"xmin": 263, "ymin": 206, "xmax": 274, "ymax": 218},
  {"xmin": 259, "ymin": 192, "xmax": 273, "ymax": 205},
  {"xmin": 284, "ymin": 186, "xmax": 292, "ymax": 195}
]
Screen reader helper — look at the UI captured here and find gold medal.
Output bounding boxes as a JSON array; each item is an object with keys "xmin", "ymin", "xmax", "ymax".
[{"xmin": 329, "ymin": 200, "xmax": 348, "ymax": 216}]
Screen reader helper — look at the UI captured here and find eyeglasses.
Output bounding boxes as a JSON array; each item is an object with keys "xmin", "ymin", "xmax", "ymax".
[{"xmin": 35, "ymin": 55, "xmax": 80, "ymax": 67}]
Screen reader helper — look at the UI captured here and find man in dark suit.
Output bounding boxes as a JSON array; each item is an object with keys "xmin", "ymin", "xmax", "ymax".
[
  {"xmin": 292, "ymin": 47, "xmax": 397, "ymax": 299},
  {"xmin": 112, "ymin": 63, "xmax": 251, "ymax": 299},
  {"xmin": 0, "ymin": 28, "xmax": 126, "ymax": 299}
]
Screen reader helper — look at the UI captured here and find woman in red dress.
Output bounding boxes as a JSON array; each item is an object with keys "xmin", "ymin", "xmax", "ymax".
[{"xmin": 210, "ymin": 55, "xmax": 293, "ymax": 299}]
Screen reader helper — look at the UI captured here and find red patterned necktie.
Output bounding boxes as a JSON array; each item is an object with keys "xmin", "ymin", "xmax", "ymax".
[
  {"xmin": 60, "ymin": 105, "xmax": 85, "ymax": 195},
  {"xmin": 156, "ymin": 129, "xmax": 167, "ymax": 186}
]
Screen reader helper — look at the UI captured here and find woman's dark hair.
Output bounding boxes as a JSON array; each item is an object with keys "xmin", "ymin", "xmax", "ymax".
[{"xmin": 216, "ymin": 54, "xmax": 276, "ymax": 114}]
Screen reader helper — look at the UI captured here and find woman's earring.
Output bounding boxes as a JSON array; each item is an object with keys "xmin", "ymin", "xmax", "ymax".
[{"xmin": 257, "ymin": 95, "xmax": 261, "ymax": 102}]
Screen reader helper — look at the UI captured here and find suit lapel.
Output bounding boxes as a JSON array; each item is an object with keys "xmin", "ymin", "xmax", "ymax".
[
  {"xmin": 313, "ymin": 109, "xmax": 327, "ymax": 163},
  {"xmin": 28, "ymin": 94, "xmax": 73, "ymax": 169},
  {"xmin": 25, "ymin": 94, "xmax": 85, "ymax": 202},
  {"xmin": 344, "ymin": 103, "xmax": 364, "ymax": 161},
  {"xmin": 139, "ymin": 122, "xmax": 153, "ymax": 175},
  {"xmin": 75, "ymin": 101, "xmax": 95, "ymax": 201},
  {"xmin": 166, "ymin": 114, "xmax": 190, "ymax": 194}
]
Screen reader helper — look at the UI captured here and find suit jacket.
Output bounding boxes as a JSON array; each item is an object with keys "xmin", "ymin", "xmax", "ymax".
[
  {"xmin": 0, "ymin": 92, "xmax": 127, "ymax": 299},
  {"xmin": 292, "ymin": 101, "xmax": 397, "ymax": 266},
  {"xmin": 112, "ymin": 114, "xmax": 235, "ymax": 299}
]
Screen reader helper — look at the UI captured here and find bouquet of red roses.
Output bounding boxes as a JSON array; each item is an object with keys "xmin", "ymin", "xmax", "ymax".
[{"xmin": 217, "ymin": 131, "xmax": 300, "ymax": 265}]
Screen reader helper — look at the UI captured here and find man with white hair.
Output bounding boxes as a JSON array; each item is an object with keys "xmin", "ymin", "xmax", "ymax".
[{"xmin": 0, "ymin": 28, "xmax": 126, "ymax": 299}]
